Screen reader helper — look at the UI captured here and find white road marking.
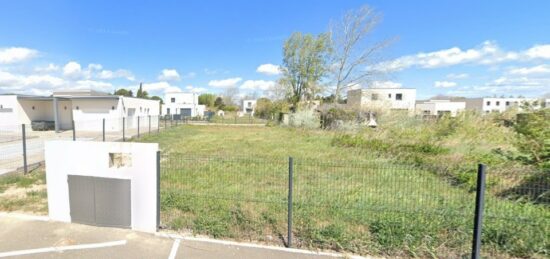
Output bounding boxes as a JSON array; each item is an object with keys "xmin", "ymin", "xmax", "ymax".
[
  {"xmin": 155, "ymin": 232, "xmax": 370, "ymax": 259},
  {"xmin": 0, "ymin": 240, "xmax": 127, "ymax": 258},
  {"xmin": 168, "ymin": 238, "xmax": 181, "ymax": 259}
]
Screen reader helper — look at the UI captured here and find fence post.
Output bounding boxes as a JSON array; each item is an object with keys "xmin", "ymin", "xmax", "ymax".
[
  {"xmin": 164, "ymin": 116, "xmax": 167, "ymax": 130},
  {"xmin": 137, "ymin": 116, "xmax": 140, "ymax": 138},
  {"xmin": 149, "ymin": 115, "xmax": 151, "ymax": 135},
  {"xmin": 21, "ymin": 124, "xmax": 28, "ymax": 174},
  {"xmin": 102, "ymin": 118, "xmax": 105, "ymax": 142},
  {"xmin": 234, "ymin": 116, "xmax": 237, "ymax": 124},
  {"xmin": 72, "ymin": 120, "xmax": 75, "ymax": 141},
  {"xmin": 156, "ymin": 150, "xmax": 161, "ymax": 231},
  {"xmin": 471, "ymin": 164, "xmax": 486, "ymax": 259},
  {"xmin": 122, "ymin": 117, "xmax": 125, "ymax": 142},
  {"xmin": 287, "ymin": 156, "xmax": 294, "ymax": 248},
  {"xmin": 157, "ymin": 116, "xmax": 160, "ymax": 133}
]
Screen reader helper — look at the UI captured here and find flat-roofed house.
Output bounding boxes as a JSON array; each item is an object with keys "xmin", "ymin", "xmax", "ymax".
[
  {"xmin": 162, "ymin": 92, "xmax": 205, "ymax": 118},
  {"xmin": 464, "ymin": 97, "xmax": 540, "ymax": 114},
  {"xmin": 347, "ymin": 88, "xmax": 417, "ymax": 112},
  {"xmin": 416, "ymin": 99, "xmax": 466, "ymax": 117}
]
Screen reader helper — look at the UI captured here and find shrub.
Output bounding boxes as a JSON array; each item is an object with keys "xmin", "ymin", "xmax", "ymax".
[{"xmin": 289, "ymin": 110, "xmax": 320, "ymax": 129}]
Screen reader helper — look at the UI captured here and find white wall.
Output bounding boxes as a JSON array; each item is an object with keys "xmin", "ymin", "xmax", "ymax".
[
  {"xmin": 18, "ymin": 99, "xmax": 55, "ymax": 124},
  {"xmin": 72, "ymin": 98, "xmax": 122, "ymax": 131},
  {"xmin": 466, "ymin": 98, "xmax": 540, "ymax": 114},
  {"xmin": 416, "ymin": 100, "xmax": 465, "ymax": 117},
  {"xmin": 0, "ymin": 95, "xmax": 20, "ymax": 130},
  {"xmin": 348, "ymin": 88, "xmax": 417, "ymax": 111},
  {"xmin": 165, "ymin": 92, "xmax": 198, "ymax": 105},
  {"xmin": 45, "ymin": 141, "xmax": 159, "ymax": 232},
  {"xmin": 242, "ymin": 100, "xmax": 256, "ymax": 113}
]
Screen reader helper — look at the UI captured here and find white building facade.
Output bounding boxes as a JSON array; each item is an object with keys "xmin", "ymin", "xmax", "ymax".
[
  {"xmin": 464, "ymin": 97, "xmax": 541, "ymax": 114},
  {"xmin": 162, "ymin": 92, "xmax": 205, "ymax": 118},
  {"xmin": 242, "ymin": 99, "xmax": 257, "ymax": 114},
  {"xmin": 347, "ymin": 88, "xmax": 417, "ymax": 112},
  {"xmin": 416, "ymin": 100, "xmax": 466, "ymax": 117},
  {"xmin": 0, "ymin": 89, "xmax": 160, "ymax": 132}
]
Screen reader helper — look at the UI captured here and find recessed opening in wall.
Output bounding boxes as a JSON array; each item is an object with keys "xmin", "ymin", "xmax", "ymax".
[
  {"xmin": 109, "ymin": 152, "xmax": 132, "ymax": 168},
  {"xmin": 112, "ymin": 106, "xmax": 115, "ymax": 110},
  {"xmin": 32, "ymin": 106, "xmax": 35, "ymax": 110},
  {"xmin": 64, "ymin": 106, "xmax": 67, "ymax": 110},
  {"xmin": 76, "ymin": 106, "xmax": 79, "ymax": 110}
]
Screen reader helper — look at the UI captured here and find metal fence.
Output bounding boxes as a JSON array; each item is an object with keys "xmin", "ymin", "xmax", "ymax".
[
  {"xmin": 159, "ymin": 154, "xmax": 549, "ymax": 258},
  {"xmin": 0, "ymin": 115, "xmax": 186, "ymax": 175}
]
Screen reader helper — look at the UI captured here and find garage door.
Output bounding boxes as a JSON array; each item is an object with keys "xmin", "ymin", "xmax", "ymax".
[
  {"xmin": 180, "ymin": 108, "xmax": 192, "ymax": 117},
  {"xmin": 68, "ymin": 175, "xmax": 131, "ymax": 228}
]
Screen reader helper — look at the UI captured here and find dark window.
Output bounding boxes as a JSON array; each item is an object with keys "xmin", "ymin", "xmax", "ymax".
[
  {"xmin": 496, "ymin": 101, "xmax": 500, "ymax": 106},
  {"xmin": 486, "ymin": 101, "xmax": 491, "ymax": 106},
  {"xmin": 388, "ymin": 94, "xmax": 391, "ymax": 98},
  {"xmin": 171, "ymin": 98, "xmax": 175, "ymax": 103},
  {"xmin": 166, "ymin": 108, "xmax": 170, "ymax": 114},
  {"xmin": 76, "ymin": 106, "xmax": 79, "ymax": 110},
  {"xmin": 32, "ymin": 106, "xmax": 35, "ymax": 110},
  {"xmin": 111, "ymin": 106, "xmax": 115, "ymax": 110},
  {"xmin": 396, "ymin": 93, "xmax": 403, "ymax": 101},
  {"xmin": 372, "ymin": 93, "xmax": 379, "ymax": 100},
  {"xmin": 506, "ymin": 101, "xmax": 510, "ymax": 106}
]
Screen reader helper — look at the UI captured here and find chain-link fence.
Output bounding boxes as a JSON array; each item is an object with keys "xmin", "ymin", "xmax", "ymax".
[{"xmin": 159, "ymin": 154, "xmax": 549, "ymax": 258}]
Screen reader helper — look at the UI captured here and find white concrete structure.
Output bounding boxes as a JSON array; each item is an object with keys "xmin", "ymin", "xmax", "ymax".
[
  {"xmin": 242, "ymin": 99, "xmax": 256, "ymax": 115},
  {"xmin": 464, "ymin": 97, "xmax": 541, "ymax": 114},
  {"xmin": 45, "ymin": 141, "xmax": 159, "ymax": 232},
  {"xmin": 347, "ymin": 88, "xmax": 417, "ymax": 112},
  {"xmin": 162, "ymin": 92, "xmax": 205, "ymax": 117},
  {"xmin": 416, "ymin": 100, "xmax": 466, "ymax": 117},
  {"xmin": 0, "ymin": 90, "xmax": 160, "ymax": 132}
]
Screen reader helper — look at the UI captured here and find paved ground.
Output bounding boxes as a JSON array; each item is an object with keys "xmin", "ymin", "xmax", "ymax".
[{"xmin": 0, "ymin": 214, "xmax": 361, "ymax": 259}]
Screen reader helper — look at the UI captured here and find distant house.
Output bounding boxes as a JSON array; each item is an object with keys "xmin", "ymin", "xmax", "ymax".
[
  {"xmin": 162, "ymin": 92, "xmax": 205, "ymax": 118},
  {"xmin": 464, "ymin": 97, "xmax": 541, "ymax": 114},
  {"xmin": 416, "ymin": 100, "xmax": 466, "ymax": 117},
  {"xmin": 0, "ymin": 89, "xmax": 160, "ymax": 132},
  {"xmin": 347, "ymin": 88, "xmax": 417, "ymax": 112},
  {"xmin": 242, "ymin": 99, "xmax": 256, "ymax": 115}
]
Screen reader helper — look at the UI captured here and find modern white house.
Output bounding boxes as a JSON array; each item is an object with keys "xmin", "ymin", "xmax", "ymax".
[
  {"xmin": 347, "ymin": 88, "xmax": 417, "ymax": 112},
  {"xmin": 0, "ymin": 89, "xmax": 160, "ymax": 132},
  {"xmin": 242, "ymin": 99, "xmax": 257, "ymax": 115},
  {"xmin": 416, "ymin": 100, "xmax": 466, "ymax": 117},
  {"xmin": 464, "ymin": 97, "xmax": 541, "ymax": 114},
  {"xmin": 162, "ymin": 92, "xmax": 205, "ymax": 118}
]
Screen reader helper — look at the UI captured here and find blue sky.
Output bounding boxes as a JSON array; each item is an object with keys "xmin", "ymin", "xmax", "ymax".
[{"xmin": 0, "ymin": 0, "xmax": 549, "ymax": 100}]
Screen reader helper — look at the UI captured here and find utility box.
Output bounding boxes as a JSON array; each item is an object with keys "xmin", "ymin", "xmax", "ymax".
[{"xmin": 45, "ymin": 141, "xmax": 159, "ymax": 232}]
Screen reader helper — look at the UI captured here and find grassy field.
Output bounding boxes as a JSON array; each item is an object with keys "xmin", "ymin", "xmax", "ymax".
[{"xmin": 139, "ymin": 124, "xmax": 550, "ymax": 258}]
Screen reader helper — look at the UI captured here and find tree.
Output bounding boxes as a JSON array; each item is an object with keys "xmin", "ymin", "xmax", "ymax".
[
  {"xmin": 150, "ymin": 96, "xmax": 163, "ymax": 104},
  {"xmin": 222, "ymin": 87, "xmax": 240, "ymax": 105},
  {"xmin": 328, "ymin": 5, "xmax": 393, "ymax": 101},
  {"xmin": 198, "ymin": 93, "xmax": 216, "ymax": 107},
  {"xmin": 136, "ymin": 82, "xmax": 149, "ymax": 98},
  {"xmin": 214, "ymin": 97, "xmax": 225, "ymax": 109},
  {"xmin": 254, "ymin": 98, "xmax": 273, "ymax": 119},
  {"xmin": 514, "ymin": 109, "xmax": 550, "ymax": 168},
  {"xmin": 114, "ymin": 88, "xmax": 133, "ymax": 97},
  {"xmin": 279, "ymin": 32, "xmax": 331, "ymax": 111}
]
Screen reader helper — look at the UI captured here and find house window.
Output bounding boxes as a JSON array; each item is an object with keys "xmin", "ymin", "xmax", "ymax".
[
  {"xmin": 371, "ymin": 93, "xmax": 379, "ymax": 100},
  {"xmin": 32, "ymin": 106, "xmax": 35, "ymax": 110},
  {"xmin": 171, "ymin": 98, "xmax": 175, "ymax": 103},
  {"xmin": 486, "ymin": 101, "xmax": 491, "ymax": 106},
  {"xmin": 167, "ymin": 108, "xmax": 170, "ymax": 114},
  {"xmin": 396, "ymin": 93, "xmax": 403, "ymax": 101},
  {"xmin": 496, "ymin": 101, "xmax": 500, "ymax": 106},
  {"xmin": 248, "ymin": 102, "xmax": 252, "ymax": 107},
  {"xmin": 76, "ymin": 106, "xmax": 79, "ymax": 110},
  {"xmin": 112, "ymin": 106, "xmax": 115, "ymax": 110},
  {"xmin": 388, "ymin": 93, "xmax": 391, "ymax": 98},
  {"xmin": 506, "ymin": 101, "xmax": 510, "ymax": 106}
]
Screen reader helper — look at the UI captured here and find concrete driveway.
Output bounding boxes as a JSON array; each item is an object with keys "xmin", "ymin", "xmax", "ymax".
[{"xmin": 0, "ymin": 214, "xmax": 365, "ymax": 259}]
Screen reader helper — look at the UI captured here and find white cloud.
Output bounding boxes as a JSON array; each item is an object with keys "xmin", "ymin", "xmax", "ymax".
[
  {"xmin": 0, "ymin": 47, "xmax": 38, "ymax": 64},
  {"xmin": 525, "ymin": 44, "xmax": 550, "ymax": 59},
  {"xmin": 376, "ymin": 41, "xmax": 550, "ymax": 72},
  {"xmin": 183, "ymin": 72, "xmax": 196, "ymax": 79},
  {"xmin": 62, "ymin": 61, "xmax": 84, "ymax": 79},
  {"xmin": 256, "ymin": 64, "xmax": 281, "ymax": 75},
  {"xmin": 208, "ymin": 77, "xmax": 242, "ymax": 88},
  {"xmin": 87, "ymin": 63, "xmax": 103, "ymax": 71},
  {"xmin": 240, "ymin": 80, "xmax": 276, "ymax": 91},
  {"xmin": 370, "ymin": 81, "xmax": 402, "ymax": 88},
  {"xmin": 509, "ymin": 64, "xmax": 550, "ymax": 75},
  {"xmin": 98, "ymin": 69, "xmax": 135, "ymax": 81},
  {"xmin": 446, "ymin": 73, "xmax": 469, "ymax": 79},
  {"xmin": 185, "ymin": 85, "xmax": 207, "ymax": 93},
  {"xmin": 434, "ymin": 81, "xmax": 457, "ymax": 88},
  {"xmin": 35, "ymin": 63, "xmax": 60, "ymax": 73},
  {"xmin": 158, "ymin": 69, "xmax": 181, "ymax": 81},
  {"xmin": 0, "ymin": 70, "xmax": 65, "ymax": 88}
]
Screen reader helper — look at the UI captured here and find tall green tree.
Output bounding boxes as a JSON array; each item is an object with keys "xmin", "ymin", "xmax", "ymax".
[
  {"xmin": 279, "ymin": 32, "xmax": 331, "ymax": 111},
  {"xmin": 136, "ymin": 82, "xmax": 149, "ymax": 98},
  {"xmin": 114, "ymin": 88, "xmax": 133, "ymax": 97},
  {"xmin": 214, "ymin": 97, "xmax": 225, "ymax": 109},
  {"xmin": 198, "ymin": 93, "xmax": 216, "ymax": 107}
]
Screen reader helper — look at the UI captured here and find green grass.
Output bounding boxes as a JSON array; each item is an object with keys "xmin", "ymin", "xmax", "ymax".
[
  {"xmin": 0, "ymin": 168, "xmax": 48, "ymax": 214},
  {"xmin": 139, "ymin": 125, "xmax": 550, "ymax": 258}
]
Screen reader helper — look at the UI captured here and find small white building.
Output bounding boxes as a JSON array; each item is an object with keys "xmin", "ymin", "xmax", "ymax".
[
  {"xmin": 0, "ymin": 89, "xmax": 160, "ymax": 132},
  {"xmin": 242, "ymin": 99, "xmax": 257, "ymax": 115},
  {"xmin": 416, "ymin": 100, "xmax": 466, "ymax": 117},
  {"xmin": 347, "ymin": 88, "xmax": 417, "ymax": 112},
  {"xmin": 464, "ymin": 97, "xmax": 541, "ymax": 114},
  {"xmin": 162, "ymin": 92, "xmax": 205, "ymax": 118}
]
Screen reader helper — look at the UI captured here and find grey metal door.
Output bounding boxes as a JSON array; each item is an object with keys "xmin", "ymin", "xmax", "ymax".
[
  {"xmin": 68, "ymin": 175, "xmax": 131, "ymax": 228},
  {"xmin": 180, "ymin": 108, "xmax": 192, "ymax": 117}
]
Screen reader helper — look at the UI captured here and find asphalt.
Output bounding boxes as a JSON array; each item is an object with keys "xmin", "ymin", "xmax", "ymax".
[{"xmin": 0, "ymin": 214, "xmax": 360, "ymax": 259}]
